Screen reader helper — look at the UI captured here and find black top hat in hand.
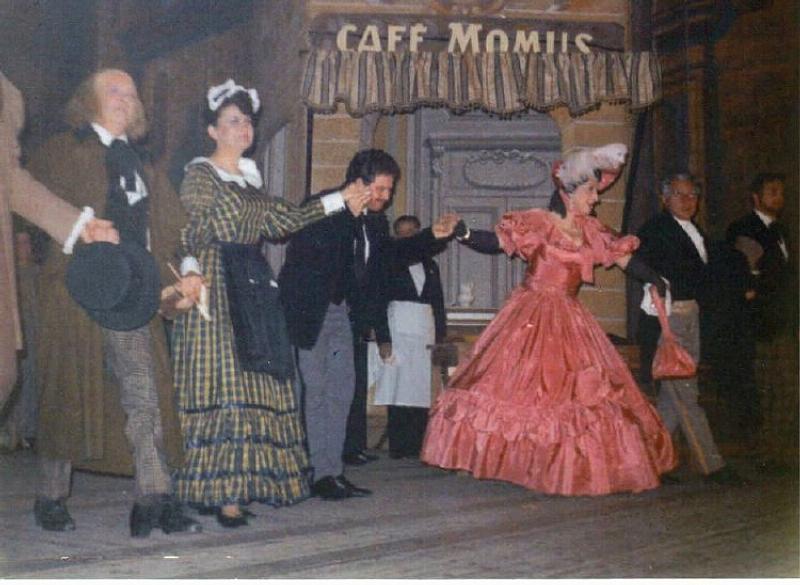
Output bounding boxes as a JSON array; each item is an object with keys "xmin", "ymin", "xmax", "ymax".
[{"xmin": 66, "ymin": 241, "xmax": 161, "ymax": 331}]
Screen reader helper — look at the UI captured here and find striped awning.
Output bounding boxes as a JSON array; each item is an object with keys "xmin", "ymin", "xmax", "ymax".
[{"xmin": 302, "ymin": 49, "xmax": 661, "ymax": 117}]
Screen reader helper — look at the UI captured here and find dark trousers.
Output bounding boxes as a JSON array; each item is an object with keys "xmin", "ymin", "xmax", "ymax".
[
  {"xmin": 636, "ymin": 312, "xmax": 661, "ymax": 400},
  {"xmin": 343, "ymin": 338, "xmax": 369, "ymax": 457},
  {"xmin": 387, "ymin": 406, "xmax": 428, "ymax": 458},
  {"xmin": 711, "ymin": 349, "xmax": 760, "ymax": 442}
]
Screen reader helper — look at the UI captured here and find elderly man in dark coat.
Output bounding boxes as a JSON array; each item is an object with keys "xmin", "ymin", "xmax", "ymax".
[
  {"xmin": 28, "ymin": 69, "xmax": 200, "ymax": 536},
  {"xmin": 634, "ymin": 173, "xmax": 742, "ymax": 485}
]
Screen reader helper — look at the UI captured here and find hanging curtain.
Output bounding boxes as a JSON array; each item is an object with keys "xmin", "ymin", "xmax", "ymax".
[{"xmin": 302, "ymin": 49, "xmax": 661, "ymax": 117}]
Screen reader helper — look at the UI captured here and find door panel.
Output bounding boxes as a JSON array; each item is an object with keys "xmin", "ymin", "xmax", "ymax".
[{"xmin": 407, "ymin": 109, "xmax": 561, "ymax": 309}]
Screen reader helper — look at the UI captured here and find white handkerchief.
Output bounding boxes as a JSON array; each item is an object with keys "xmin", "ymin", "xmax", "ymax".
[
  {"xmin": 122, "ymin": 174, "xmax": 148, "ymax": 206},
  {"xmin": 641, "ymin": 282, "xmax": 671, "ymax": 317}
]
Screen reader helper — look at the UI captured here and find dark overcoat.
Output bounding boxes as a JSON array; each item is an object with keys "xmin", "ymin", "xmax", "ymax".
[{"xmin": 28, "ymin": 129, "xmax": 185, "ymax": 475}]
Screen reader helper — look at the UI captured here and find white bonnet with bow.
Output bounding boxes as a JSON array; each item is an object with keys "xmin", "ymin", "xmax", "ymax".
[{"xmin": 207, "ymin": 79, "xmax": 260, "ymax": 114}]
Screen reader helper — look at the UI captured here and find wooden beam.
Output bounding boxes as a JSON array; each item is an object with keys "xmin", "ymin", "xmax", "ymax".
[{"xmin": 118, "ymin": 0, "xmax": 256, "ymax": 63}]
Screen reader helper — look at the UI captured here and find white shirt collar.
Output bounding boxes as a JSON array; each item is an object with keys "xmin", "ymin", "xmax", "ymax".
[
  {"xmin": 409, "ymin": 262, "xmax": 426, "ymax": 297},
  {"xmin": 91, "ymin": 122, "xmax": 128, "ymax": 147},
  {"xmin": 187, "ymin": 157, "xmax": 263, "ymax": 189},
  {"xmin": 671, "ymin": 214, "xmax": 707, "ymax": 263},
  {"xmin": 754, "ymin": 209, "xmax": 775, "ymax": 228}
]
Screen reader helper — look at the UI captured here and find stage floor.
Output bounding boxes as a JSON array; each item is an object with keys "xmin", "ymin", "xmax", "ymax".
[{"xmin": 0, "ymin": 448, "xmax": 797, "ymax": 578}]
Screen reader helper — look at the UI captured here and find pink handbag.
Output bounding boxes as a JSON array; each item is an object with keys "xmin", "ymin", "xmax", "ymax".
[{"xmin": 650, "ymin": 286, "xmax": 697, "ymax": 380}]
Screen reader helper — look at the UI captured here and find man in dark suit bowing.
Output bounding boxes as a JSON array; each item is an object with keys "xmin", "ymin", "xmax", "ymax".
[
  {"xmin": 279, "ymin": 149, "xmax": 458, "ymax": 499},
  {"xmin": 634, "ymin": 173, "xmax": 741, "ymax": 485}
]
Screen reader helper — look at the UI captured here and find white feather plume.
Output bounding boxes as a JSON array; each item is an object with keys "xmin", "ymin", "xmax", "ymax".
[{"xmin": 555, "ymin": 143, "xmax": 628, "ymax": 191}]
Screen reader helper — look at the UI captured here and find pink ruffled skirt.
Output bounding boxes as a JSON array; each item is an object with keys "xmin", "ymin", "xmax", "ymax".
[{"xmin": 421, "ymin": 286, "xmax": 676, "ymax": 496}]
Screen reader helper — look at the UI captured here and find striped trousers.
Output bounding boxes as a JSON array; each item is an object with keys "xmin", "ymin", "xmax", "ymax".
[
  {"xmin": 38, "ymin": 325, "xmax": 171, "ymax": 501},
  {"xmin": 656, "ymin": 301, "xmax": 725, "ymax": 475}
]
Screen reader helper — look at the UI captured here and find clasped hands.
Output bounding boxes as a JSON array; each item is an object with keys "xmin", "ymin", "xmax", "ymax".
[{"xmin": 341, "ymin": 179, "xmax": 462, "ymax": 241}]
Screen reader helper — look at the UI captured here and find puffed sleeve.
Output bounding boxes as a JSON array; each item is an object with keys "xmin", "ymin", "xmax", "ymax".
[
  {"xmin": 583, "ymin": 216, "xmax": 639, "ymax": 268},
  {"xmin": 494, "ymin": 209, "xmax": 550, "ymax": 261},
  {"xmin": 178, "ymin": 163, "xmax": 231, "ymax": 256}
]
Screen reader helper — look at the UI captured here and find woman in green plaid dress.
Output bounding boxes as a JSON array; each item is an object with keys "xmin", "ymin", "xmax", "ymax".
[{"xmin": 171, "ymin": 81, "xmax": 366, "ymax": 527}]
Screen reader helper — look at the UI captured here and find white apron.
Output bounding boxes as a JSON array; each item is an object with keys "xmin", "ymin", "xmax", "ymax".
[{"xmin": 369, "ymin": 300, "xmax": 434, "ymax": 408}]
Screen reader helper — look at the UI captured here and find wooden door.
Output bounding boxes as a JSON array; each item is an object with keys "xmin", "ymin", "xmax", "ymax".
[{"xmin": 406, "ymin": 109, "xmax": 561, "ymax": 311}]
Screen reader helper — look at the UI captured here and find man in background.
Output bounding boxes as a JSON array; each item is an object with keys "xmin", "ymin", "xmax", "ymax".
[
  {"xmin": 370, "ymin": 215, "xmax": 447, "ymax": 460},
  {"xmin": 726, "ymin": 173, "xmax": 797, "ymax": 463}
]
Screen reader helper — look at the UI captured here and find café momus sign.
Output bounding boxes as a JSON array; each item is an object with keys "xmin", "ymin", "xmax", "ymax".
[{"xmin": 337, "ymin": 22, "xmax": 595, "ymax": 54}]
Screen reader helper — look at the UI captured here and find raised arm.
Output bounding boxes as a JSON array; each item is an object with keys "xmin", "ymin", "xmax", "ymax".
[
  {"xmin": 623, "ymin": 252, "xmax": 667, "ymax": 297},
  {"xmin": 452, "ymin": 220, "xmax": 503, "ymax": 255},
  {"xmin": 262, "ymin": 181, "xmax": 370, "ymax": 241}
]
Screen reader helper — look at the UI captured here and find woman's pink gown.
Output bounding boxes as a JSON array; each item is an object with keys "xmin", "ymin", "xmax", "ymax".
[{"xmin": 421, "ymin": 209, "xmax": 676, "ymax": 495}]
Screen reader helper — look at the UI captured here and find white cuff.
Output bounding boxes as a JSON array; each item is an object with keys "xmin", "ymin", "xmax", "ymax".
[
  {"xmin": 641, "ymin": 282, "xmax": 672, "ymax": 317},
  {"xmin": 62, "ymin": 207, "xmax": 95, "ymax": 254},
  {"xmin": 180, "ymin": 256, "xmax": 202, "ymax": 276},
  {"xmin": 456, "ymin": 227, "xmax": 471, "ymax": 242},
  {"xmin": 320, "ymin": 191, "xmax": 346, "ymax": 215}
]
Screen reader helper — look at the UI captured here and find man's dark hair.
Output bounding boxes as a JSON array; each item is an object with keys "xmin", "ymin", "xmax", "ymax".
[
  {"xmin": 345, "ymin": 149, "xmax": 401, "ymax": 191},
  {"xmin": 393, "ymin": 214, "xmax": 421, "ymax": 234},
  {"xmin": 749, "ymin": 172, "xmax": 785, "ymax": 197}
]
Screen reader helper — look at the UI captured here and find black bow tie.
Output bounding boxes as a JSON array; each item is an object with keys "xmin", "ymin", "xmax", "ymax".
[{"xmin": 106, "ymin": 139, "xmax": 141, "ymax": 191}]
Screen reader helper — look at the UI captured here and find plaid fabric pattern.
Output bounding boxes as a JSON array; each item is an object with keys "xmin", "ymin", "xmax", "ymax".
[{"xmin": 172, "ymin": 162, "xmax": 326, "ymax": 507}]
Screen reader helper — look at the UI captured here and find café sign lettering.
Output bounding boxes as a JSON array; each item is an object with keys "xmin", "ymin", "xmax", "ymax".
[{"xmin": 337, "ymin": 22, "xmax": 594, "ymax": 54}]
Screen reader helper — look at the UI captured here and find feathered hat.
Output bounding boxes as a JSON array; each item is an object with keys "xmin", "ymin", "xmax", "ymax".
[{"xmin": 552, "ymin": 143, "xmax": 628, "ymax": 193}]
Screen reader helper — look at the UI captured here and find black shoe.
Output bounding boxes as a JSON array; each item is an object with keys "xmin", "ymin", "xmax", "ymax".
[
  {"xmin": 337, "ymin": 475, "xmax": 372, "ymax": 497},
  {"xmin": 311, "ymin": 476, "xmax": 351, "ymax": 500},
  {"xmin": 660, "ymin": 473, "xmax": 682, "ymax": 485},
  {"xmin": 343, "ymin": 451, "xmax": 379, "ymax": 466},
  {"xmin": 191, "ymin": 504, "xmax": 218, "ymax": 516},
  {"xmin": 131, "ymin": 497, "xmax": 202, "ymax": 537},
  {"xmin": 130, "ymin": 501, "xmax": 160, "ymax": 538},
  {"xmin": 34, "ymin": 497, "xmax": 75, "ymax": 532},
  {"xmin": 706, "ymin": 466, "xmax": 747, "ymax": 486},
  {"xmin": 159, "ymin": 499, "xmax": 202, "ymax": 534},
  {"xmin": 216, "ymin": 509, "xmax": 248, "ymax": 529}
]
